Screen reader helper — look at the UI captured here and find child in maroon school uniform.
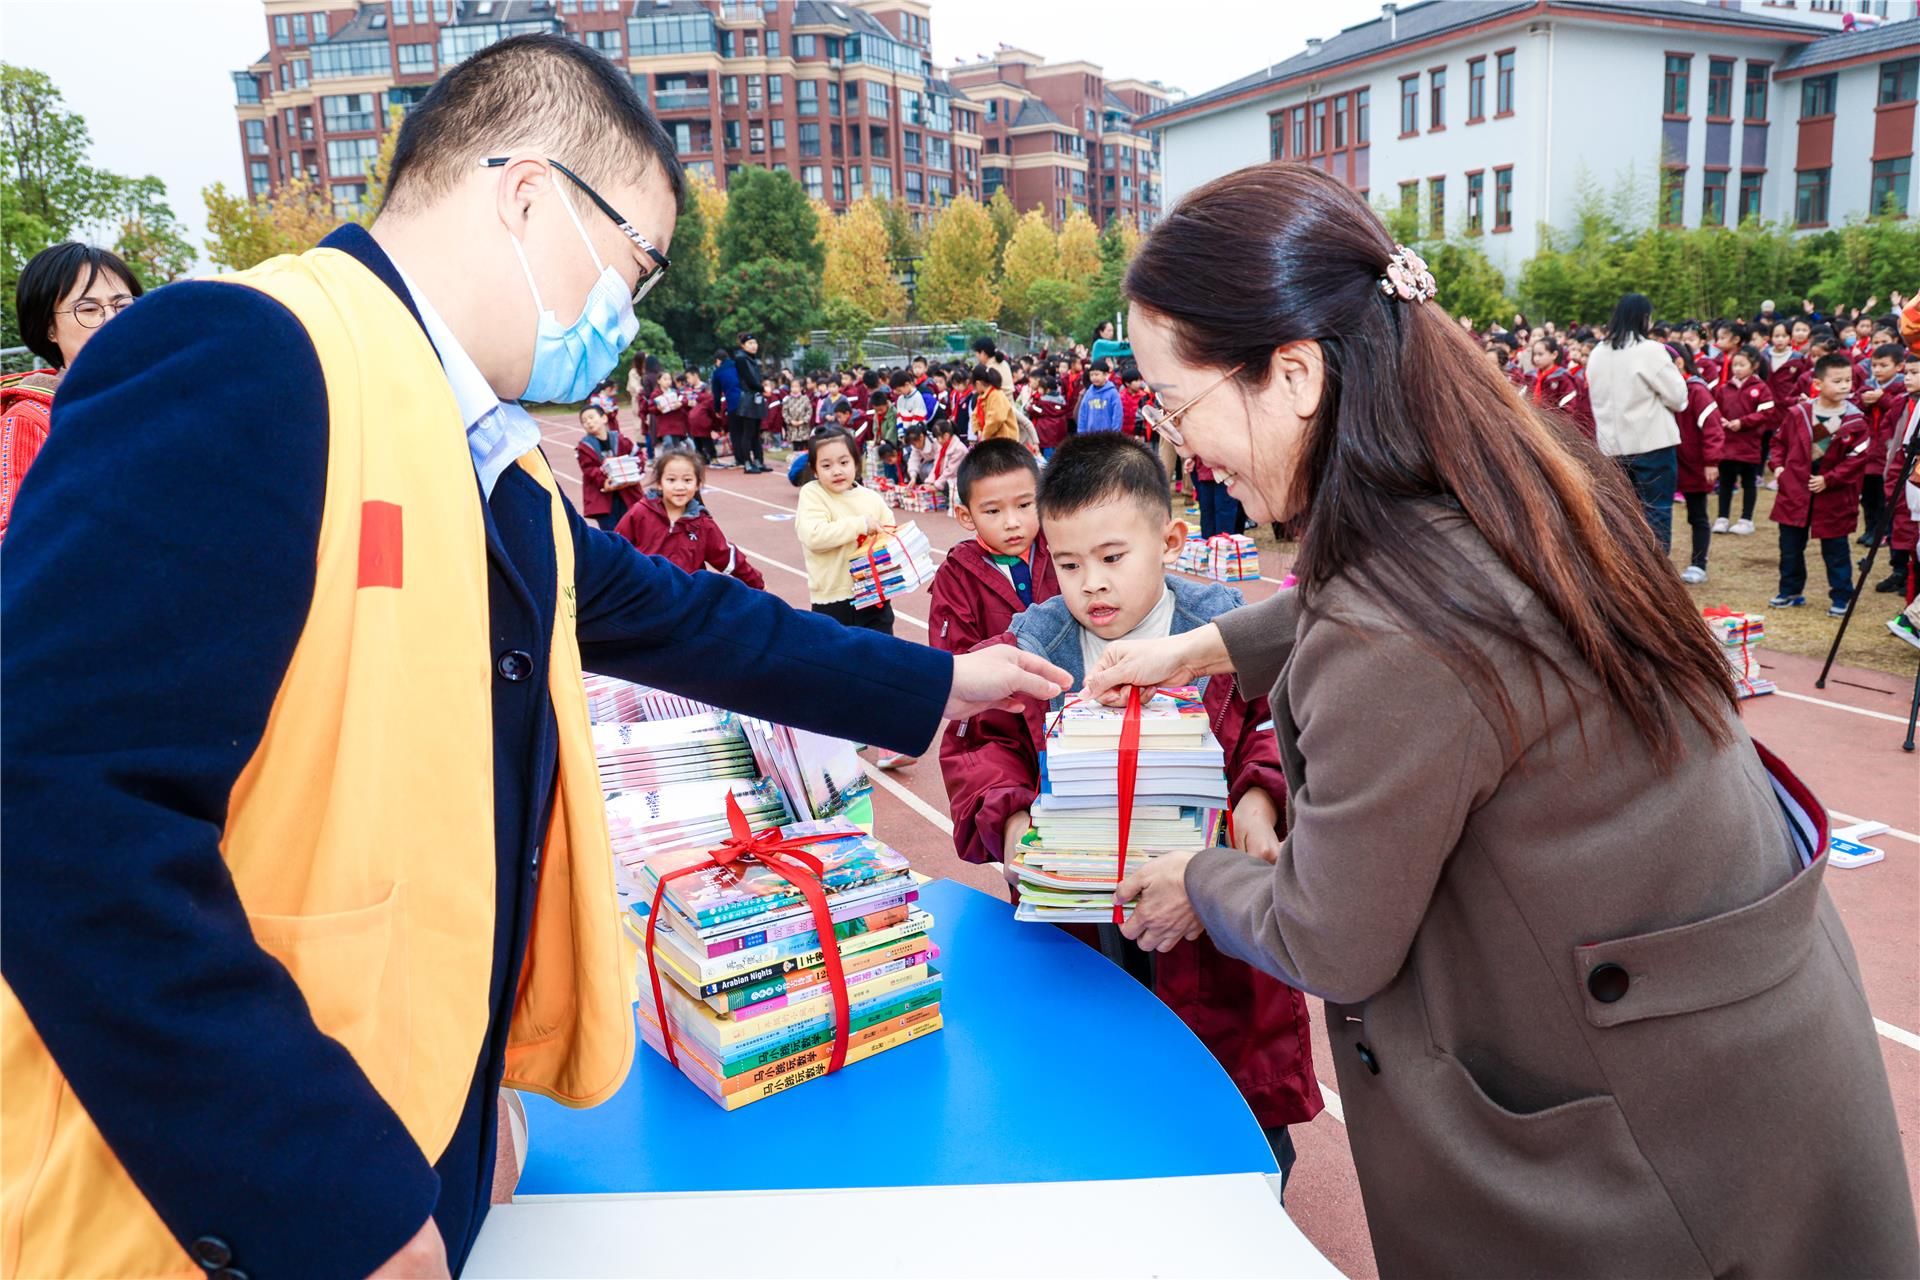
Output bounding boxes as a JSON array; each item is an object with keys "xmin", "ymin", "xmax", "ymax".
[
  {"xmin": 1769, "ymin": 353, "xmax": 1873, "ymax": 615},
  {"xmin": 940, "ymin": 435, "xmax": 1321, "ymax": 1182},
  {"xmin": 927, "ymin": 441, "xmax": 1060, "ymax": 656},
  {"xmin": 1857, "ymin": 342, "xmax": 1909, "ymax": 547},
  {"xmin": 613, "ymin": 447, "xmax": 764, "ymax": 589},
  {"xmin": 1528, "ymin": 336, "xmax": 1595, "ymax": 439},
  {"xmin": 1668, "ymin": 345, "xmax": 1725, "ymax": 584},
  {"xmin": 575, "ymin": 402, "xmax": 639, "ymax": 531},
  {"xmin": 1712, "ymin": 344, "xmax": 1774, "ymax": 536}
]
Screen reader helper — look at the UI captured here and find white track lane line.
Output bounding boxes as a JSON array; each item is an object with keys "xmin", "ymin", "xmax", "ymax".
[
  {"xmin": 860, "ymin": 760, "xmax": 954, "ymax": 833},
  {"xmin": 1769, "ymin": 688, "xmax": 1914, "ymax": 724},
  {"xmin": 1828, "ymin": 811, "xmax": 1920, "ymax": 845},
  {"xmin": 1876, "ymin": 1019, "xmax": 1920, "ymax": 1052},
  {"xmin": 1318, "ymin": 1084, "xmax": 1344, "ymax": 1124}
]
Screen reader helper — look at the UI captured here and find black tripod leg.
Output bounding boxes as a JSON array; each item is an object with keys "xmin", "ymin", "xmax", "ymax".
[
  {"xmin": 1820, "ymin": 432, "xmax": 1920, "ymax": 689},
  {"xmin": 1906, "ymin": 659, "xmax": 1919, "ymax": 753}
]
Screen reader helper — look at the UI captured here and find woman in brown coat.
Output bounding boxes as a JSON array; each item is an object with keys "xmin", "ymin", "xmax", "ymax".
[{"xmin": 1086, "ymin": 163, "xmax": 1918, "ymax": 1279}]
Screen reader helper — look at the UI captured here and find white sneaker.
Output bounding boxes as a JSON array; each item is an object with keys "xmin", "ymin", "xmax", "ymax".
[
  {"xmin": 1731, "ymin": 519, "xmax": 1756, "ymax": 536},
  {"xmin": 1680, "ymin": 565, "xmax": 1708, "ymax": 584},
  {"xmin": 1711, "ymin": 517, "xmax": 1730, "ymax": 534}
]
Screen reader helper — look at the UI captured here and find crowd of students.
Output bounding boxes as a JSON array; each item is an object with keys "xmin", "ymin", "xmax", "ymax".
[{"xmin": 1483, "ymin": 301, "xmax": 1920, "ymax": 645}]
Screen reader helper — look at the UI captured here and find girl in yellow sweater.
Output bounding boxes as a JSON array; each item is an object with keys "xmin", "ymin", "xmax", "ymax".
[{"xmin": 794, "ymin": 429, "xmax": 899, "ymax": 635}]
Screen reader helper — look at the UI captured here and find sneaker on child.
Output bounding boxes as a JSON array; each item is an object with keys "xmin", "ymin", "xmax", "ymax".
[
  {"xmin": 1769, "ymin": 593, "xmax": 1807, "ymax": 608},
  {"xmin": 1711, "ymin": 517, "xmax": 1730, "ymax": 534},
  {"xmin": 1826, "ymin": 601, "xmax": 1850, "ymax": 618},
  {"xmin": 1731, "ymin": 519, "xmax": 1756, "ymax": 535},
  {"xmin": 1889, "ymin": 614, "xmax": 1920, "ymax": 651},
  {"xmin": 1680, "ymin": 566, "xmax": 1708, "ymax": 584}
]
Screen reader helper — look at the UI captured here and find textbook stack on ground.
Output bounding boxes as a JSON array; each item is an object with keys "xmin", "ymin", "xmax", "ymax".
[
  {"xmin": 583, "ymin": 674, "xmax": 710, "ymax": 724},
  {"xmin": 633, "ymin": 819, "xmax": 942, "ymax": 1109},
  {"xmin": 1703, "ymin": 609, "xmax": 1775, "ymax": 698},
  {"xmin": 1013, "ymin": 686, "xmax": 1229, "ymax": 924},
  {"xmin": 849, "ymin": 521, "xmax": 937, "ymax": 609},
  {"xmin": 606, "ymin": 776, "xmax": 793, "ymax": 886},
  {"xmin": 1205, "ymin": 534, "xmax": 1261, "ymax": 582},
  {"xmin": 594, "ymin": 713, "xmax": 760, "ymax": 794},
  {"xmin": 1176, "ymin": 532, "xmax": 1208, "ymax": 576}
]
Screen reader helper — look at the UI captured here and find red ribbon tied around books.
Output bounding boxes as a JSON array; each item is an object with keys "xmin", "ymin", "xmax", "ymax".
[
  {"xmin": 1703, "ymin": 605, "xmax": 1760, "ymax": 697},
  {"xmin": 1045, "ymin": 686, "xmax": 1149, "ymax": 926},
  {"xmin": 644, "ymin": 793, "xmax": 855, "ymax": 1074},
  {"xmin": 855, "ymin": 528, "xmax": 896, "ymax": 609}
]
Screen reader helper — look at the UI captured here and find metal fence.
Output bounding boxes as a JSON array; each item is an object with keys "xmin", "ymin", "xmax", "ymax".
[
  {"xmin": 797, "ymin": 323, "xmax": 1034, "ymax": 370},
  {"xmin": 1, "ymin": 346, "xmax": 45, "ymax": 375}
]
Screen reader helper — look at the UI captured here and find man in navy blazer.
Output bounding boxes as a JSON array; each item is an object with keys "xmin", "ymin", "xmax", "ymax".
[{"xmin": 0, "ymin": 36, "xmax": 1064, "ymax": 1279}]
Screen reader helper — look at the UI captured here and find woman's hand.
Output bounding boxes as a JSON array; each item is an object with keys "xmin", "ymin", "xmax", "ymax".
[
  {"xmin": 944, "ymin": 646, "xmax": 1071, "ymax": 720},
  {"xmin": 1083, "ymin": 623, "xmax": 1231, "ymax": 705},
  {"xmin": 1231, "ymin": 788, "xmax": 1283, "ymax": 864},
  {"xmin": 1115, "ymin": 851, "xmax": 1203, "ymax": 952}
]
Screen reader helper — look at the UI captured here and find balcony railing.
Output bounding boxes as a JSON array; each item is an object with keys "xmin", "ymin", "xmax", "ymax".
[
  {"xmin": 717, "ymin": 2, "xmax": 761, "ymax": 24},
  {"xmin": 654, "ymin": 91, "xmax": 711, "ymax": 111}
]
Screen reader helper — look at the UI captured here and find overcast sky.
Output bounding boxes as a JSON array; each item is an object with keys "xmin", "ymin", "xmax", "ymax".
[{"xmin": 0, "ymin": 0, "xmax": 1387, "ymax": 272}]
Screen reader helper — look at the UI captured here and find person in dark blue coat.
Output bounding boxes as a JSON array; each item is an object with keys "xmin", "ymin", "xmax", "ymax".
[{"xmin": 0, "ymin": 35, "xmax": 1066, "ymax": 1280}]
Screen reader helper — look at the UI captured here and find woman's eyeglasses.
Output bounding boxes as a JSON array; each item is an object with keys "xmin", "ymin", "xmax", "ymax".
[
  {"xmin": 63, "ymin": 296, "xmax": 137, "ymax": 329},
  {"xmin": 1153, "ymin": 363, "xmax": 1245, "ymax": 449}
]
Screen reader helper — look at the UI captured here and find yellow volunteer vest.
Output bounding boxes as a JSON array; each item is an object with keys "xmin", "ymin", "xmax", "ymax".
[{"xmin": 0, "ymin": 248, "xmax": 633, "ymax": 1278}]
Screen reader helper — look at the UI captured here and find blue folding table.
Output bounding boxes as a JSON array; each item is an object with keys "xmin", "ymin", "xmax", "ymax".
[{"xmin": 516, "ymin": 878, "xmax": 1280, "ymax": 1196}]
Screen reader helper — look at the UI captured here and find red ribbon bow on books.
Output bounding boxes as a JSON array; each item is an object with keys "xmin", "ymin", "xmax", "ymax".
[
  {"xmin": 1703, "ymin": 606, "xmax": 1761, "ymax": 697},
  {"xmin": 855, "ymin": 528, "xmax": 898, "ymax": 609},
  {"xmin": 644, "ymin": 794, "xmax": 855, "ymax": 1074}
]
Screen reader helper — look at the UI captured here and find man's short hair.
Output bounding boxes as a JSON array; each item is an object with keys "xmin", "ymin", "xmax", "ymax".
[
  {"xmin": 1038, "ymin": 434, "xmax": 1168, "ymax": 522},
  {"xmin": 381, "ymin": 33, "xmax": 683, "ymax": 217},
  {"xmin": 956, "ymin": 439, "xmax": 1041, "ymax": 507}
]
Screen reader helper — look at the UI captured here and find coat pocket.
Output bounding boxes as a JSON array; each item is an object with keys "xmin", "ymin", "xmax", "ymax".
[{"xmin": 247, "ymin": 883, "xmax": 411, "ymax": 1105}]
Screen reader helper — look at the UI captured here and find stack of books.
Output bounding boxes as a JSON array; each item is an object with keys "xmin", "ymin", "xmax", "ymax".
[
  {"xmin": 1176, "ymin": 532, "xmax": 1209, "ymax": 576},
  {"xmin": 1703, "ymin": 609, "xmax": 1774, "ymax": 698},
  {"xmin": 1205, "ymin": 534, "xmax": 1260, "ymax": 582},
  {"xmin": 595, "ymin": 713, "xmax": 759, "ymax": 794},
  {"xmin": 603, "ymin": 453, "xmax": 644, "ymax": 490},
  {"xmin": 583, "ymin": 674, "xmax": 710, "ymax": 724},
  {"xmin": 849, "ymin": 521, "xmax": 937, "ymax": 610},
  {"xmin": 1012, "ymin": 687, "xmax": 1228, "ymax": 923},
  {"xmin": 634, "ymin": 819, "xmax": 942, "ymax": 1109},
  {"xmin": 606, "ymin": 776, "xmax": 792, "ymax": 882}
]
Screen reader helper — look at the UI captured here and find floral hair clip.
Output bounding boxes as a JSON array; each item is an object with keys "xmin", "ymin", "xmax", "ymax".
[{"xmin": 1378, "ymin": 244, "xmax": 1438, "ymax": 304}]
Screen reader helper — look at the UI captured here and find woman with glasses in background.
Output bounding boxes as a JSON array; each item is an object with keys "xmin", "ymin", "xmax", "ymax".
[{"xmin": 2, "ymin": 243, "xmax": 143, "ymax": 545}]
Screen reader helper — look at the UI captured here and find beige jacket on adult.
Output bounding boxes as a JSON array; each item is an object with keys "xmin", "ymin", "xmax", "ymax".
[
  {"xmin": 1586, "ymin": 335, "xmax": 1688, "ymax": 457},
  {"xmin": 1190, "ymin": 507, "xmax": 1916, "ymax": 1279}
]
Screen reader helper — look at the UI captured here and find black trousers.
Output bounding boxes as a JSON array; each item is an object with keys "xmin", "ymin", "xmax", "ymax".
[
  {"xmin": 1683, "ymin": 492, "xmax": 1712, "ymax": 569},
  {"xmin": 1716, "ymin": 459, "xmax": 1760, "ymax": 521},
  {"xmin": 1778, "ymin": 523, "xmax": 1853, "ymax": 605},
  {"xmin": 811, "ymin": 598, "xmax": 895, "ymax": 635},
  {"xmin": 728, "ymin": 413, "xmax": 765, "ymax": 468},
  {"xmin": 1861, "ymin": 479, "xmax": 1888, "ymax": 543}
]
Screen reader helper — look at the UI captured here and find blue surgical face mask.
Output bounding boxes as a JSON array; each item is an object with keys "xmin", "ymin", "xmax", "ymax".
[{"xmin": 509, "ymin": 183, "xmax": 639, "ymax": 404}]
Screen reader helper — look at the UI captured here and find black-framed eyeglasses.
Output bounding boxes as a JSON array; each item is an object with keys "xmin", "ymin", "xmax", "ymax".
[
  {"xmin": 482, "ymin": 156, "xmax": 671, "ymax": 304},
  {"xmin": 62, "ymin": 295, "xmax": 136, "ymax": 329}
]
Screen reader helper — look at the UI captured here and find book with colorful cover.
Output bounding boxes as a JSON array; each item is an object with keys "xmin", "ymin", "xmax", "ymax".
[
  {"xmin": 641, "ymin": 965, "xmax": 943, "ymax": 1051},
  {"xmin": 636, "ymin": 906, "xmax": 932, "ymax": 994},
  {"xmin": 639, "ymin": 819, "xmax": 912, "ymax": 930},
  {"xmin": 697, "ymin": 934, "xmax": 932, "ymax": 1014},
  {"xmin": 639, "ymin": 1008, "xmax": 943, "ymax": 1109},
  {"xmin": 644, "ymin": 984, "xmax": 944, "ymax": 1073},
  {"xmin": 1049, "ymin": 685, "xmax": 1209, "ymax": 745},
  {"xmin": 723, "ymin": 946, "xmax": 935, "ymax": 1021},
  {"xmin": 663, "ymin": 883, "xmax": 923, "ymax": 959}
]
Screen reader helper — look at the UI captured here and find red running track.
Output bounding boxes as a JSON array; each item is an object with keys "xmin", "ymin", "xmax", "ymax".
[{"xmin": 538, "ymin": 416, "xmax": 1920, "ymax": 1277}]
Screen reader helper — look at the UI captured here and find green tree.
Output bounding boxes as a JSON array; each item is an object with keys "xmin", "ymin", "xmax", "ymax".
[
  {"xmin": 998, "ymin": 207, "xmax": 1059, "ymax": 329},
  {"xmin": 822, "ymin": 198, "xmax": 907, "ymax": 322},
  {"xmin": 107, "ymin": 175, "xmax": 194, "ymax": 284},
  {"xmin": 356, "ymin": 106, "xmax": 405, "ymax": 225},
  {"xmin": 1075, "ymin": 217, "xmax": 1130, "ymax": 343},
  {"xmin": 1056, "ymin": 210, "xmax": 1101, "ymax": 289},
  {"xmin": 986, "ymin": 188, "xmax": 1018, "ymax": 270},
  {"xmin": 614, "ymin": 316, "xmax": 682, "ymax": 389},
  {"xmin": 639, "ymin": 176, "xmax": 716, "ymax": 361},
  {"xmin": 918, "ymin": 193, "xmax": 1000, "ymax": 323},
  {"xmin": 1025, "ymin": 278, "xmax": 1079, "ymax": 341},
  {"xmin": 716, "ymin": 166, "xmax": 824, "ymax": 275},
  {"xmin": 819, "ymin": 294, "xmax": 877, "ymax": 364},
  {"xmin": 878, "ymin": 196, "xmax": 923, "ymax": 264},
  {"xmin": 201, "ymin": 173, "xmax": 334, "ymax": 272},
  {"xmin": 711, "ymin": 256, "xmax": 818, "ymax": 361}
]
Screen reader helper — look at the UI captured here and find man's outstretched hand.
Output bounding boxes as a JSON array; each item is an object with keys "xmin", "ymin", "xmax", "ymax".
[{"xmin": 944, "ymin": 645, "xmax": 1071, "ymax": 720}]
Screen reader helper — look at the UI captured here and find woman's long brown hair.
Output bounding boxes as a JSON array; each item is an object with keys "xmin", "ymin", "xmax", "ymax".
[{"xmin": 1126, "ymin": 162, "xmax": 1737, "ymax": 767}]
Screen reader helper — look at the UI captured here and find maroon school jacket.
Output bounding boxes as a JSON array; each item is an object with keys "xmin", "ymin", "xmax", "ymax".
[
  {"xmin": 926, "ymin": 536, "xmax": 1061, "ymax": 655},
  {"xmin": 940, "ymin": 628, "xmax": 1318, "ymax": 1129},
  {"xmin": 1713, "ymin": 375, "xmax": 1775, "ymax": 465},
  {"xmin": 612, "ymin": 493, "xmax": 765, "ymax": 589},
  {"xmin": 1859, "ymin": 378, "xmax": 1908, "ymax": 479},
  {"xmin": 649, "ymin": 389, "xmax": 691, "ymax": 440},
  {"xmin": 576, "ymin": 431, "xmax": 638, "ymax": 519},
  {"xmin": 1763, "ymin": 347, "xmax": 1808, "ymax": 409},
  {"xmin": 1530, "ymin": 363, "xmax": 1595, "ymax": 439},
  {"xmin": 1770, "ymin": 401, "xmax": 1873, "ymax": 536},
  {"xmin": 1029, "ymin": 393, "xmax": 1071, "ymax": 451},
  {"xmin": 1674, "ymin": 377, "xmax": 1726, "ymax": 494}
]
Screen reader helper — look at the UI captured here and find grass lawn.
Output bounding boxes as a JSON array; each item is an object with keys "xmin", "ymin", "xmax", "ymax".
[{"xmin": 1205, "ymin": 484, "xmax": 1918, "ymax": 680}]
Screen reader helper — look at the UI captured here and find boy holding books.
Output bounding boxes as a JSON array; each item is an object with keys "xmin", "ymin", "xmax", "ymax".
[
  {"xmin": 940, "ymin": 434, "xmax": 1320, "ymax": 1176},
  {"xmin": 1769, "ymin": 353, "xmax": 1873, "ymax": 615}
]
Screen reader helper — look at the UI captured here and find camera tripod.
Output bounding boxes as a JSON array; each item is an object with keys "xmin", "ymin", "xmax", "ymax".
[{"xmin": 1817, "ymin": 426, "xmax": 1920, "ymax": 752}]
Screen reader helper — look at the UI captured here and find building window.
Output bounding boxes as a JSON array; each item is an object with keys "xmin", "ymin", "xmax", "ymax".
[
  {"xmin": 802, "ymin": 164, "xmax": 823, "ymax": 199},
  {"xmin": 1269, "ymin": 112, "xmax": 1284, "ymax": 159},
  {"xmin": 799, "ymin": 122, "xmax": 820, "ymax": 157},
  {"xmin": 743, "ymin": 32, "xmax": 758, "ymax": 56},
  {"xmin": 1495, "ymin": 49, "xmax": 1515, "ymax": 115},
  {"xmin": 827, "ymin": 81, "xmax": 840, "ymax": 115},
  {"xmin": 1494, "ymin": 165, "xmax": 1513, "ymax": 231},
  {"xmin": 232, "ymin": 71, "xmax": 261, "ymax": 104},
  {"xmin": 722, "ymin": 76, "xmax": 739, "ymax": 106},
  {"xmin": 581, "ymin": 29, "xmax": 623, "ymax": 59},
  {"xmin": 398, "ymin": 43, "xmax": 435, "ymax": 75},
  {"xmin": 1706, "ymin": 59, "xmax": 1734, "ymax": 119},
  {"xmin": 1663, "ymin": 55, "xmax": 1690, "ymax": 116},
  {"xmin": 1399, "ymin": 180, "xmax": 1417, "ymax": 217},
  {"xmin": 313, "ymin": 10, "xmax": 330, "ymax": 42},
  {"xmin": 331, "ymin": 182, "xmax": 364, "ymax": 218},
  {"xmin": 830, "ymin": 123, "xmax": 842, "ymax": 156},
  {"xmin": 1801, "ymin": 74, "xmax": 1836, "ymax": 118},
  {"xmin": 1872, "ymin": 156, "xmax": 1911, "ymax": 216},
  {"xmin": 274, "ymin": 15, "xmax": 289, "ymax": 45},
  {"xmin": 326, "ymin": 136, "xmax": 380, "ymax": 178},
  {"xmin": 849, "ymin": 125, "xmax": 860, "ymax": 157},
  {"xmin": 770, "ymin": 75, "xmax": 783, "ymax": 105},
  {"xmin": 1880, "ymin": 58, "xmax": 1918, "ymax": 105},
  {"xmin": 1744, "ymin": 62, "xmax": 1770, "ymax": 121},
  {"xmin": 832, "ymin": 166, "xmax": 845, "ymax": 201},
  {"xmin": 244, "ymin": 119, "xmax": 269, "ymax": 156},
  {"xmin": 1738, "ymin": 170, "xmax": 1763, "ymax": 222},
  {"xmin": 1429, "ymin": 67, "xmax": 1446, "ymax": 130},
  {"xmin": 867, "ymin": 82, "xmax": 889, "ymax": 118},
  {"xmin": 1334, "ymin": 95, "xmax": 1349, "ymax": 148},
  {"xmin": 1466, "ymin": 170, "xmax": 1484, "ymax": 233},
  {"xmin": 1703, "ymin": 169, "xmax": 1728, "ymax": 225},
  {"xmin": 746, "ymin": 75, "xmax": 762, "ymax": 108},
  {"xmin": 292, "ymin": 13, "xmax": 308, "ymax": 43},
  {"xmin": 322, "ymin": 92, "xmax": 377, "ymax": 133},
  {"xmin": 903, "ymin": 130, "xmax": 921, "ymax": 165},
  {"xmin": 1399, "ymin": 75, "xmax": 1418, "ymax": 135},
  {"xmin": 292, "ymin": 59, "xmax": 309, "ymax": 89},
  {"xmin": 906, "ymin": 169, "xmax": 923, "ymax": 203},
  {"xmin": 1468, "ymin": 57, "xmax": 1485, "ymax": 122},
  {"xmin": 626, "ymin": 12, "xmax": 715, "ymax": 57},
  {"xmin": 766, "ymin": 30, "xmax": 780, "ymax": 58},
  {"xmin": 1428, "ymin": 176, "xmax": 1445, "ymax": 233},
  {"xmin": 1292, "ymin": 106, "xmax": 1307, "ymax": 156},
  {"xmin": 1661, "ymin": 169, "xmax": 1685, "ymax": 226},
  {"xmin": 1795, "ymin": 167, "xmax": 1830, "ymax": 226},
  {"xmin": 433, "ymin": 0, "xmax": 450, "ymax": 17},
  {"xmin": 410, "ymin": 0, "xmax": 428, "ymax": 20},
  {"xmin": 795, "ymin": 34, "xmax": 816, "ymax": 57},
  {"xmin": 771, "ymin": 119, "xmax": 786, "ymax": 150},
  {"xmin": 869, "ymin": 126, "xmax": 887, "ymax": 159},
  {"xmin": 1312, "ymin": 100, "xmax": 1328, "ymax": 152},
  {"xmin": 313, "ymin": 40, "xmax": 388, "ymax": 79},
  {"xmin": 798, "ymin": 79, "xmax": 818, "ymax": 115},
  {"xmin": 250, "ymin": 160, "xmax": 272, "ymax": 195},
  {"xmin": 1357, "ymin": 87, "xmax": 1370, "ymax": 144},
  {"xmin": 928, "ymin": 135, "xmax": 949, "ymax": 169},
  {"xmin": 850, "ymin": 164, "xmax": 863, "ymax": 200}
]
